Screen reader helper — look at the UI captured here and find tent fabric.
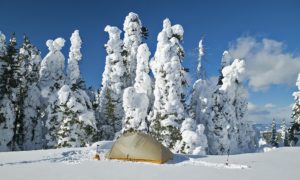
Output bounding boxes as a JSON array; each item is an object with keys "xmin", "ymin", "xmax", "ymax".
[{"xmin": 106, "ymin": 132, "xmax": 173, "ymax": 164}]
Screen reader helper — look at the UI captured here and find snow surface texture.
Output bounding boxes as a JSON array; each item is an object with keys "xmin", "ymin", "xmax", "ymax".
[{"xmin": 0, "ymin": 144, "xmax": 299, "ymax": 180}]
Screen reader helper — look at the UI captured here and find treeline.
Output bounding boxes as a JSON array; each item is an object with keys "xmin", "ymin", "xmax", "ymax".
[{"xmin": 0, "ymin": 12, "xmax": 259, "ymax": 155}]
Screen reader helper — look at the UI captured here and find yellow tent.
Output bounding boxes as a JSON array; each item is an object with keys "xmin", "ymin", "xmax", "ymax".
[{"xmin": 106, "ymin": 132, "xmax": 173, "ymax": 164}]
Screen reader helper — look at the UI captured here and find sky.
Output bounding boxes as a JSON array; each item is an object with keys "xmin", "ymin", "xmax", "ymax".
[{"xmin": 0, "ymin": 0, "xmax": 300, "ymax": 124}]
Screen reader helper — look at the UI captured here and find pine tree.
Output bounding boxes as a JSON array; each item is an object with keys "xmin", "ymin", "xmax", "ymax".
[
  {"xmin": 288, "ymin": 122, "xmax": 299, "ymax": 146},
  {"xmin": 270, "ymin": 118, "xmax": 278, "ymax": 147},
  {"xmin": 177, "ymin": 118, "xmax": 208, "ymax": 155},
  {"xmin": 281, "ymin": 119, "xmax": 289, "ymax": 146},
  {"xmin": 39, "ymin": 37, "xmax": 66, "ymax": 148},
  {"xmin": 56, "ymin": 30, "xmax": 97, "ymax": 147},
  {"xmin": 206, "ymin": 89, "xmax": 230, "ymax": 155},
  {"xmin": 0, "ymin": 32, "xmax": 16, "ymax": 152},
  {"xmin": 179, "ymin": 39, "xmax": 208, "ymax": 155},
  {"xmin": 149, "ymin": 19, "xmax": 187, "ymax": 150},
  {"xmin": 206, "ymin": 53, "xmax": 257, "ymax": 154},
  {"xmin": 189, "ymin": 39, "xmax": 212, "ymax": 126},
  {"xmin": 0, "ymin": 33, "xmax": 24, "ymax": 151},
  {"xmin": 19, "ymin": 35, "xmax": 43, "ymax": 150},
  {"xmin": 291, "ymin": 73, "xmax": 300, "ymax": 136},
  {"xmin": 122, "ymin": 44, "xmax": 152, "ymax": 133},
  {"xmin": 98, "ymin": 26, "xmax": 127, "ymax": 140},
  {"xmin": 123, "ymin": 12, "xmax": 145, "ymax": 86},
  {"xmin": 220, "ymin": 58, "xmax": 257, "ymax": 153}
]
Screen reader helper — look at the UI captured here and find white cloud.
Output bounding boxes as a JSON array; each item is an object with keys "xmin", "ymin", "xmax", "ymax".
[
  {"xmin": 247, "ymin": 102, "xmax": 292, "ymax": 124},
  {"xmin": 228, "ymin": 36, "xmax": 300, "ymax": 91},
  {"xmin": 264, "ymin": 103, "xmax": 276, "ymax": 108}
]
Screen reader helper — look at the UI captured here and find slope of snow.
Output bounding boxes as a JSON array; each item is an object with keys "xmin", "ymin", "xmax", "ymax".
[{"xmin": 0, "ymin": 144, "xmax": 299, "ymax": 180}]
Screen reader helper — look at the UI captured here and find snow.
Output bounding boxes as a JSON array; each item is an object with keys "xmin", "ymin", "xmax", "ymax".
[
  {"xmin": 0, "ymin": 144, "xmax": 299, "ymax": 180},
  {"xmin": 0, "ymin": 32, "xmax": 6, "ymax": 56},
  {"xmin": 123, "ymin": 12, "xmax": 143, "ymax": 86},
  {"xmin": 67, "ymin": 30, "xmax": 82, "ymax": 85},
  {"xmin": 122, "ymin": 87, "xmax": 149, "ymax": 132}
]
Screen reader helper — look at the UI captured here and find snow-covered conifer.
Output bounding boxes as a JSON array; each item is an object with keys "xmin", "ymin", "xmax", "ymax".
[
  {"xmin": 98, "ymin": 26, "xmax": 126, "ymax": 140},
  {"xmin": 0, "ymin": 32, "xmax": 16, "ymax": 152},
  {"xmin": 67, "ymin": 30, "xmax": 83, "ymax": 87},
  {"xmin": 149, "ymin": 19, "xmax": 187, "ymax": 150},
  {"xmin": 39, "ymin": 37, "xmax": 66, "ymax": 148},
  {"xmin": 281, "ymin": 119, "xmax": 289, "ymax": 146},
  {"xmin": 56, "ymin": 30, "xmax": 97, "ymax": 147},
  {"xmin": 292, "ymin": 73, "xmax": 300, "ymax": 125},
  {"xmin": 176, "ymin": 118, "xmax": 208, "ymax": 155},
  {"xmin": 270, "ymin": 118, "xmax": 278, "ymax": 147},
  {"xmin": 19, "ymin": 36, "xmax": 43, "ymax": 150},
  {"xmin": 122, "ymin": 44, "xmax": 152, "ymax": 133},
  {"xmin": 0, "ymin": 33, "xmax": 23, "ymax": 151},
  {"xmin": 57, "ymin": 85, "xmax": 97, "ymax": 147},
  {"xmin": 123, "ymin": 12, "xmax": 144, "ymax": 86},
  {"xmin": 221, "ymin": 58, "xmax": 257, "ymax": 153},
  {"xmin": 206, "ymin": 54, "xmax": 257, "ymax": 154}
]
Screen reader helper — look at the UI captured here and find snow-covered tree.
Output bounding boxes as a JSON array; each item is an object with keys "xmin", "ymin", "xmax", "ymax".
[
  {"xmin": 19, "ymin": 36, "xmax": 43, "ymax": 150},
  {"xmin": 179, "ymin": 39, "xmax": 209, "ymax": 155},
  {"xmin": 270, "ymin": 118, "xmax": 278, "ymax": 147},
  {"xmin": 56, "ymin": 30, "xmax": 97, "ymax": 147},
  {"xmin": 176, "ymin": 118, "xmax": 208, "ymax": 155},
  {"xmin": 149, "ymin": 19, "xmax": 187, "ymax": 150},
  {"xmin": 98, "ymin": 26, "xmax": 127, "ymax": 140},
  {"xmin": 39, "ymin": 37, "xmax": 66, "ymax": 148},
  {"xmin": 57, "ymin": 85, "xmax": 97, "ymax": 147},
  {"xmin": 292, "ymin": 73, "xmax": 300, "ymax": 125},
  {"xmin": 197, "ymin": 39, "xmax": 205, "ymax": 80},
  {"xmin": 0, "ymin": 33, "xmax": 24, "ymax": 151},
  {"xmin": 281, "ymin": 119, "xmax": 288, "ymax": 146},
  {"xmin": 0, "ymin": 32, "xmax": 16, "ymax": 151},
  {"xmin": 206, "ymin": 54, "xmax": 257, "ymax": 155},
  {"xmin": 123, "ymin": 12, "xmax": 148, "ymax": 86},
  {"xmin": 220, "ymin": 58, "xmax": 257, "ymax": 153},
  {"xmin": 189, "ymin": 39, "xmax": 212, "ymax": 126},
  {"xmin": 206, "ymin": 89, "xmax": 231, "ymax": 155},
  {"xmin": 67, "ymin": 30, "xmax": 84, "ymax": 88},
  {"xmin": 122, "ymin": 44, "xmax": 152, "ymax": 133}
]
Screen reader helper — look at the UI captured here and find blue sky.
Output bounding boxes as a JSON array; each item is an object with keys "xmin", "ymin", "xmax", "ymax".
[{"xmin": 1, "ymin": 0, "xmax": 300, "ymax": 123}]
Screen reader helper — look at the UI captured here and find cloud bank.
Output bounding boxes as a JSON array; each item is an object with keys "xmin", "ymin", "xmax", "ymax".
[
  {"xmin": 228, "ymin": 37, "xmax": 300, "ymax": 91},
  {"xmin": 247, "ymin": 102, "xmax": 292, "ymax": 124}
]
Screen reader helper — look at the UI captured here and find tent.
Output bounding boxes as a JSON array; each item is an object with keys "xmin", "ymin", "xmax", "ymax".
[{"xmin": 106, "ymin": 132, "xmax": 173, "ymax": 164}]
